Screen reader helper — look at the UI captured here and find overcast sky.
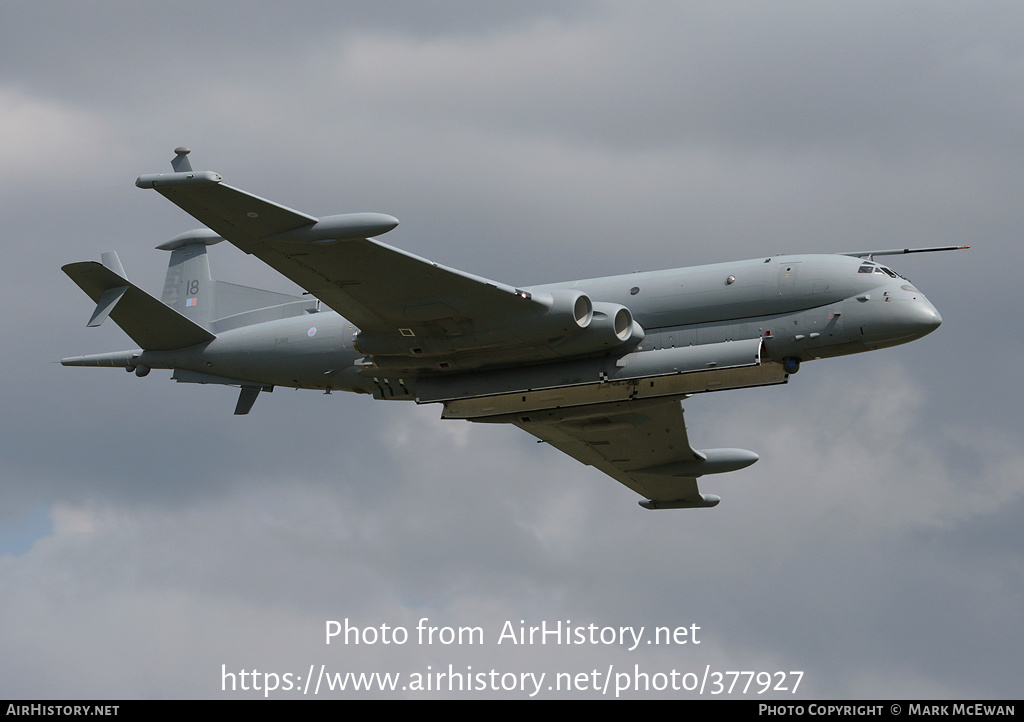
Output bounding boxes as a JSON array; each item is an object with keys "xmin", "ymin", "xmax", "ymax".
[{"xmin": 1, "ymin": 1, "xmax": 1022, "ymax": 699}]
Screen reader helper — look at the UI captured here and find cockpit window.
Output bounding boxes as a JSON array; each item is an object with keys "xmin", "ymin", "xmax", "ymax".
[
  {"xmin": 858, "ymin": 262, "xmax": 909, "ymax": 281},
  {"xmin": 879, "ymin": 265, "xmax": 909, "ymax": 280}
]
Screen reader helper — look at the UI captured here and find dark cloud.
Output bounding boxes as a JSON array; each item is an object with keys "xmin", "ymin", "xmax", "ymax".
[{"xmin": 1, "ymin": 1, "xmax": 1021, "ymax": 699}]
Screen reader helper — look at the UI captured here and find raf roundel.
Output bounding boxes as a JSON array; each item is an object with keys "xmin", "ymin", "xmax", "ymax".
[{"xmin": 307, "ymin": 327, "xmax": 317, "ymax": 337}]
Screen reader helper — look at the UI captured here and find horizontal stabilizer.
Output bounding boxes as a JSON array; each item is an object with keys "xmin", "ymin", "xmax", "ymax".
[{"xmin": 63, "ymin": 261, "xmax": 215, "ymax": 351}]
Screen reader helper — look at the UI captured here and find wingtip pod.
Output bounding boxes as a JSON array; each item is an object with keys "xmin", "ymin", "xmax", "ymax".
[
  {"xmin": 640, "ymin": 494, "xmax": 721, "ymax": 510},
  {"xmin": 136, "ymin": 171, "xmax": 223, "ymax": 188},
  {"xmin": 135, "ymin": 146, "xmax": 221, "ymax": 187}
]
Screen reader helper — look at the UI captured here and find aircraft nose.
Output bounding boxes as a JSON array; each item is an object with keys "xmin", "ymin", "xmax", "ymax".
[
  {"xmin": 855, "ymin": 294, "xmax": 943, "ymax": 348},
  {"xmin": 902, "ymin": 297, "xmax": 942, "ymax": 338}
]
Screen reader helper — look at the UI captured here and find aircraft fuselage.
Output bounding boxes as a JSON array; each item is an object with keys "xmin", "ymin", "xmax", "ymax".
[{"xmin": 88, "ymin": 252, "xmax": 941, "ymax": 406}]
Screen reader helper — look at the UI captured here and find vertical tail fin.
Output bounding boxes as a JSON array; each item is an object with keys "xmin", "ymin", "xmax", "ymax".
[
  {"xmin": 157, "ymin": 229, "xmax": 223, "ymax": 329},
  {"xmin": 156, "ymin": 229, "xmax": 318, "ymax": 332}
]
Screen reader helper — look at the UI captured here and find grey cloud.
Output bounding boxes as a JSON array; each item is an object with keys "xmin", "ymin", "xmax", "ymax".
[{"xmin": 1, "ymin": 0, "xmax": 1020, "ymax": 699}]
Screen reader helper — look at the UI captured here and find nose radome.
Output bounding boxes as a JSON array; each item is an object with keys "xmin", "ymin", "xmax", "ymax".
[
  {"xmin": 861, "ymin": 295, "xmax": 943, "ymax": 347},
  {"xmin": 912, "ymin": 298, "xmax": 942, "ymax": 336}
]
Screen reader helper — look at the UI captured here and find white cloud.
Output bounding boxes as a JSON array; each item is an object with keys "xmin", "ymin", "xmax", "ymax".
[{"xmin": 0, "ymin": 88, "xmax": 119, "ymax": 189}]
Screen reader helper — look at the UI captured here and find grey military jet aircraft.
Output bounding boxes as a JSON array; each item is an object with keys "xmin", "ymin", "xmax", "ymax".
[{"xmin": 62, "ymin": 148, "xmax": 965, "ymax": 509}]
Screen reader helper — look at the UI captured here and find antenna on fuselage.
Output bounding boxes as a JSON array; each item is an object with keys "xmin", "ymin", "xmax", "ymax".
[{"xmin": 840, "ymin": 245, "xmax": 970, "ymax": 262}]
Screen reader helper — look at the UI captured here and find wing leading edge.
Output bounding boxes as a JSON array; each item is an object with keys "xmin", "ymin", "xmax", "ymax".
[{"xmin": 472, "ymin": 397, "xmax": 758, "ymax": 509}]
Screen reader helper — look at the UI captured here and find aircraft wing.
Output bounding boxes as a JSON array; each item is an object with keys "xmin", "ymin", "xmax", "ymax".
[
  {"xmin": 475, "ymin": 397, "xmax": 746, "ymax": 509},
  {"xmin": 136, "ymin": 172, "xmax": 537, "ymax": 342}
]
